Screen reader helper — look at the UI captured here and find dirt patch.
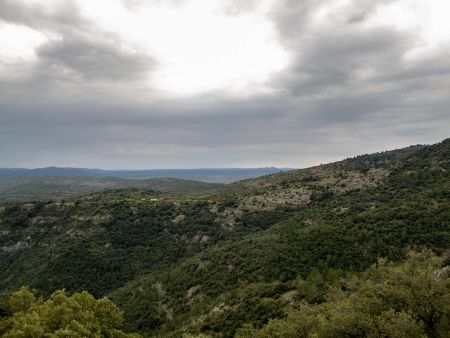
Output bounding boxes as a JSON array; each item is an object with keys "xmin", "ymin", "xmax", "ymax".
[
  {"xmin": 153, "ymin": 282, "xmax": 166, "ymax": 297},
  {"xmin": 1, "ymin": 241, "xmax": 29, "ymax": 253},
  {"xmin": 187, "ymin": 285, "xmax": 200, "ymax": 298},
  {"xmin": 161, "ymin": 304, "xmax": 174, "ymax": 320},
  {"xmin": 173, "ymin": 214, "xmax": 186, "ymax": 224}
]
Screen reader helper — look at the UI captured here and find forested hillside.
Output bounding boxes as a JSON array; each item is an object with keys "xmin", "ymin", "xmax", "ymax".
[{"xmin": 1, "ymin": 139, "xmax": 449, "ymax": 337}]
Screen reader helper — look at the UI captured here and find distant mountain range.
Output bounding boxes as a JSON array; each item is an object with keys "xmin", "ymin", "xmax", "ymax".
[{"xmin": 0, "ymin": 167, "xmax": 290, "ymax": 183}]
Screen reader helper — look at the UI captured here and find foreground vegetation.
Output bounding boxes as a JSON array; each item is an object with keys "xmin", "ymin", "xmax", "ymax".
[
  {"xmin": 1, "ymin": 252, "xmax": 448, "ymax": 337},
  {"xmin": 236, "ymin": 251, "xmax": 450, "ymax": 338},
  {"xmin": 0, "ymin": 138, "xmax": 449, "ymax": 336},
  {"xmin": 0, "ymin": 287, "xmax": 140, "ymax": 337}
]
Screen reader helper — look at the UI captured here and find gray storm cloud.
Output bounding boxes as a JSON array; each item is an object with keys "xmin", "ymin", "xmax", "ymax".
[
  {"xmin": 0, "ymin": 0, "xmax": 449, "ymax": 169},
  {"xmin": 0, "ymin": 0, "xmax": 154, "ymax": 84}
]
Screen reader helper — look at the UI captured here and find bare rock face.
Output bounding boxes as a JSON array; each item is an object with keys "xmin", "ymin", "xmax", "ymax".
[
  {"xmin": 434, "ymin": 266, "xmax": 450, "ymax": 279},
  {"xmin": 1, "ymin": 240, "xmax": 29, "ymax": 253}
]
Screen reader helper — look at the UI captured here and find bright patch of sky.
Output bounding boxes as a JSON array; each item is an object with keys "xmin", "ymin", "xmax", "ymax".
[{"xmin": 1, "ymin": 0, "xmax": 449, "ymax": 96}]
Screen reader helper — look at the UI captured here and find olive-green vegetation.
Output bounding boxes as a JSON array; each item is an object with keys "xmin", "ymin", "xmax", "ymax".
[
  {"xmin": 0, "ymin": 287, "xmax": 140, "ymax": 337},
  {"xmin": 236, "ymin": 251, "xmax": 450, "ymax": 338},
  {"xmin": 0, "ymin": 138, "xmax": 449, "ymax": 337},
  {"xmin": 0, "ymin": 176, "xmax": 227, "ymax": 202}
]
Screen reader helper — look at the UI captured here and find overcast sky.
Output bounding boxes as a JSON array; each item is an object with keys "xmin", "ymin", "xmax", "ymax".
[{"xmin": 0, "ymin": 0, "xmax": 449, "ymax": 169}]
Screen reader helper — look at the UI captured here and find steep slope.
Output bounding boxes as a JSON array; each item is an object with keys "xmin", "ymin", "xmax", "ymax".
[
  {"xmin": 0, "ymin": 188, "xmax": 297, "ymax": 297},
  {"xmin": 1, "ymin": 145, "xmax": 421, "ymax": 298},
  {"xmin": 110, "ymin": 140, "xmax": 449, "ymax": 336},
  {"xmin": 237, "ymin": 252, "xmax": 450, "ymax": 338},
  {"xmin": 209, "ymin": 144, "xmax": 424, "ymax": 228}
]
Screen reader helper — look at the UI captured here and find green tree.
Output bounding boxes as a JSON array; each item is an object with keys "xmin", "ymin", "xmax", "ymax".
[{"xmin": 0, "ymin": 287, "xmax": 140, "ymax": 338}]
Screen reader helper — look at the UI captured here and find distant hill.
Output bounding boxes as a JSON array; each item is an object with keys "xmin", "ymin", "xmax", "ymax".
[
  {"xmin": 0, "ymin": 167, "xmax": 289, "ymax": 183},
  {"xmin": 0, "ymin": 167, "xmax": 288, "ymax": 202},
  {"xmin": 0, "ymin": 176, "xmax": 227, "ymax": 202}
]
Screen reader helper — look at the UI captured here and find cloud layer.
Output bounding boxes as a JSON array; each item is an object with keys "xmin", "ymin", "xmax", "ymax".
[{"xmin": 0, "ymin": 0, "xmax": 449, "ymax": 169}]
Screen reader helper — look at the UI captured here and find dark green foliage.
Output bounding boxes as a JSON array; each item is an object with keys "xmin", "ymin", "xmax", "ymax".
[
  {"xmin": 329, "ymin": 144, "xmax": 425, "ymax": 171},
  {"xmin": 110, "ymin": 138, "xmax": 450, "ymax": 336},
  {"xmin": 0, "ymin": 190, "xmax": 294, "ymax": 297},
  {"xmin": 197, "ymin": 282, "xmax": 288, "ymax": 337}
]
